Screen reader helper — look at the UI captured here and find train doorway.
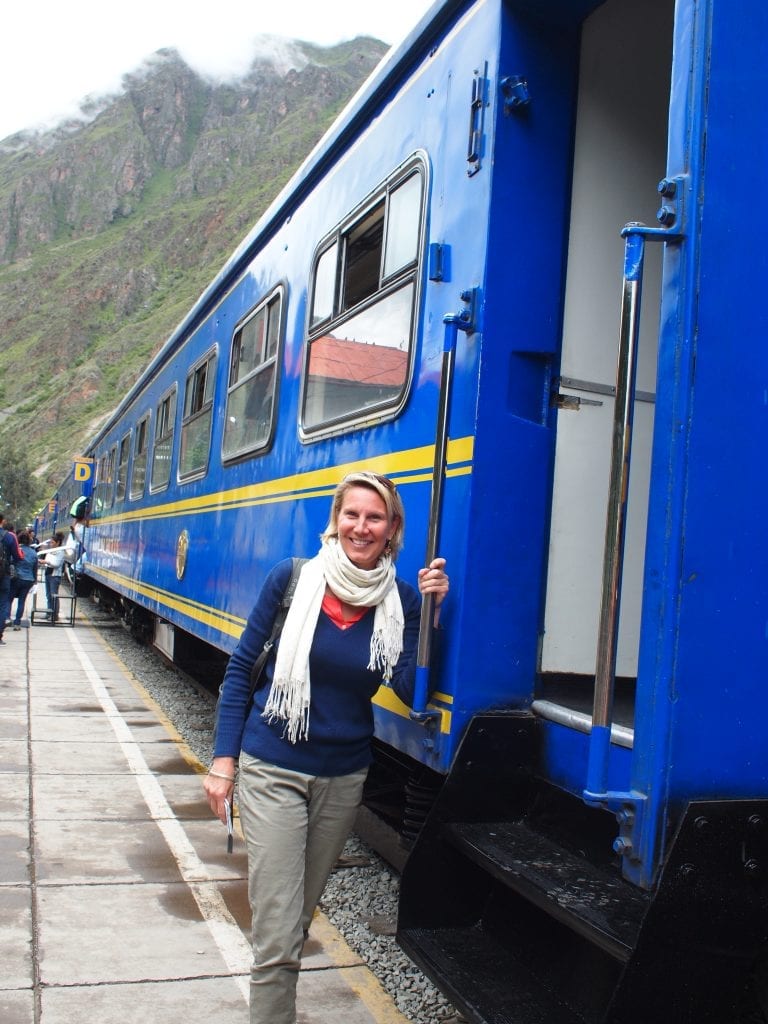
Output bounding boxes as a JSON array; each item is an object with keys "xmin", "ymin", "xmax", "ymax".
[{"xmin": 540, "ymin": 0, "xmax": 673, "ymax": 704}]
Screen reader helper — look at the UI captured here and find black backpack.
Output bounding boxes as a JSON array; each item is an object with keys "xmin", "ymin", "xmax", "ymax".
[
  {"xmin": 214, "ymin": 557, "xmax": 308, "ymax": 739},
  {"xmin": 0, "ymin": 530, "xmax": 11, "ymax": 579}
]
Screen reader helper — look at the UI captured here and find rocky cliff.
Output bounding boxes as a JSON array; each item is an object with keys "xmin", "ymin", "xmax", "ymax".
[{"xmin": 0, "ymin": 36, "xmax": 387, "ymax": 493}]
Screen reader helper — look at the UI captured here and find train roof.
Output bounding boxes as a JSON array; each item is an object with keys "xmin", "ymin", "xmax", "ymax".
[{"xmin": 87, "ymin": 0, "xmax": 468, "ymax": 453}]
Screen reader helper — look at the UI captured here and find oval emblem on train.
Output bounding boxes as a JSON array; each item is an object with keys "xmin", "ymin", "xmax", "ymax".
[{"xmin": 176, "ymin": 530, "xmax": 189, "ymax": 580}]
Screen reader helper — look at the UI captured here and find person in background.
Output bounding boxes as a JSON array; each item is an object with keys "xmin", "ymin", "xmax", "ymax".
[
  {"xmin": 204, "ymin": 471, "xmax": 449, "ymax": 1024},
  {"xmin": 64, "ymin": 497, "xmax": 88, "ymax": 574},
  {"xmin": 0, "ymin": 518, "xmax": 23, "ymax": 643},
  {"xmin": 9, "ymin": 532, "xmax": 38, "ymax": 629},
  {"xmin": 37, "ymin": 532, "xmax": 66, "ymax": 622}
]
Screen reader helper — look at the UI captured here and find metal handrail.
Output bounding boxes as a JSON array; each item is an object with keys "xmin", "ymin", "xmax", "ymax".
[
  {"xmin": 410, "ymin": 308, "xmax": 472, "ymax": 722},
  {"xmin": 584, "ymin": 226, "xmax": 646, "ymax": 800}
]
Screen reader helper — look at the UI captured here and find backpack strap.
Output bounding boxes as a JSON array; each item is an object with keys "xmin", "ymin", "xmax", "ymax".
[
  {"xmin": 214, "ymin": 558, "xmax": 310, "ymax": 748},
  {"xmin": 0, "ymin": 530, "xmax": 11, "ymax": 578},
  {"xmin": 248, "ymin": 557, "xmax": 309, "ymax": 692}
]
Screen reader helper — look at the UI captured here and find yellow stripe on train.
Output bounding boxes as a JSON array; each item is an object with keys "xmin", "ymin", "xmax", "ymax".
[{"xmin": 91, "ymin": 437, "xmax": 474, "ymax": 525}]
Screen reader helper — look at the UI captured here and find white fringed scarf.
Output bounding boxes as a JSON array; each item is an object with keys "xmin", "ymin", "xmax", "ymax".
[{"xmin": 261, "ymin": 538, "xmax": 404, "ymax": 743}]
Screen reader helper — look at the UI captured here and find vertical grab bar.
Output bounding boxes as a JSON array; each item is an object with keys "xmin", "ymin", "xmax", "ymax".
[
  {"xmin": 584, "ymin": 229, "xmax": 646, "ymax": 800},
  {"xmin": 411, "ymin": 310, "xmax": 470, "ymax": 723}
]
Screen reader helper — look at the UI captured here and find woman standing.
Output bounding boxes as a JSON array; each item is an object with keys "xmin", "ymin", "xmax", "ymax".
[
  {"xmin": 204, "ymin": 472, "xmax": 449, "ymax": 1024},
  {"xmin": 37, "ymin": 532, "xmax": 66, "ymax": 621},
  {"xmin": 9, "ymin": 531, "xmax": 38, "ymax": 628}
]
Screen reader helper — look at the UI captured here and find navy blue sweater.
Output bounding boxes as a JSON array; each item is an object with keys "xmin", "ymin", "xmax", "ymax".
[{"xmin": 214, "ymin": 559, "xmax": 422, "ymax": 776}]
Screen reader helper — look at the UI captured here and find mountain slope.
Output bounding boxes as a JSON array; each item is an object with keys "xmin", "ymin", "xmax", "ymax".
[{"xmin": 0, "ymin": 37, "xmax": 387, "ymax": 492}]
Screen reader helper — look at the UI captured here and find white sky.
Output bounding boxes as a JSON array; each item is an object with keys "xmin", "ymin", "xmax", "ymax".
[{"xmin": 1, "ymin": 0, "xmax": 438, "ymax": 141}]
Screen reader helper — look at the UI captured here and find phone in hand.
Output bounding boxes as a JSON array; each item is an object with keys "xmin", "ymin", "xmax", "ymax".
[{"xmin": 224, "ymin": 798, "xmax": 233, "ymax": 854}]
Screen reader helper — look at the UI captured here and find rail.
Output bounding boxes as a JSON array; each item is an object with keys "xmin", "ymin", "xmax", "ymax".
[
  {"xmin": 410, "ymin": 300, "xmax": 474, "ymax": 724},
  {"xmin": 584, "ymin": 217, "xmax": 682, "ymax": 804}
]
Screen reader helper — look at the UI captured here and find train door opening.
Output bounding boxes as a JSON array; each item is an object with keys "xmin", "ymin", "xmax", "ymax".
[{"xmin": 537, "ymin": 0, "xmax": 674, "ymax": 730}]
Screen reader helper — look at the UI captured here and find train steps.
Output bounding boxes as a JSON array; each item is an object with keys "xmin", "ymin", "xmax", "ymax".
[
  {"xmin": 397, "ymin": 713, "xmax": 768, "ymax": 1024},
  {"xmin": 444, "ymin": 818, "xmax": 648, "ymax": 961}
]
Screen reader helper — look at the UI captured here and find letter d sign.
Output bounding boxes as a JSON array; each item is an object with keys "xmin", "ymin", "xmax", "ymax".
[{"xmin": 72, "ymin": 458, "xmax": 94, "ymax": 484}]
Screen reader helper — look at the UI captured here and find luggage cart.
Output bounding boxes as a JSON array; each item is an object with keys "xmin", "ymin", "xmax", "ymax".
[{"xmin": 30, "ymin": 562, "xmax": 77, "ymax": 627}]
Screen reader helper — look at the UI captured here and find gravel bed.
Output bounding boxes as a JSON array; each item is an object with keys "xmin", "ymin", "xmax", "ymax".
[
  {"xmin": 320, "ymin": 834, "xmax": 461, "ymax": 1023},
  {"xmin": 87, "ymin": 612, "xmax": 463, "ymax": 1024}
]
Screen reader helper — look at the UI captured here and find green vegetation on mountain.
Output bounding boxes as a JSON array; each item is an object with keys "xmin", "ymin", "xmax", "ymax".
[{"xmin": 0, "ymin": 37, "xmax": 387, "ymax": 513}]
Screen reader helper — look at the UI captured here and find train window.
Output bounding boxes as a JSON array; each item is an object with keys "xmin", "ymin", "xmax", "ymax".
[
  {"xmin": 342, "ymin": 201, "xmax": 385, "ymax": 310},
  {"xmin": 310, "ymin": 243, "xmax": 338, "ymax": 328},
  {"xmin": 130, "ymin": 413, "xmax": 150, "ymax": 499},
  {"xmin": 265, "ymin": 301, "xmax": 280, "ymax": 360},
  {"xmin": 150, "ymin": 387, "xmax": 177, "ymax": 491},
  {"xmin": 94, "ymin": 445, "xmax": 116, "ymax": 513},
  {"xmin": 115, "ymin": 433, "xmax": 130, "ymax": 502},
  {"xmin": 106, "ymin": 446, "xmax": 117, "ymax": 507},
  {"xmin": 303, "ymin": 162, "xmax": 424, "ymax": 434},
  {"xmin": 223, "ymin": 290, "xmax": 282, "ymax": 461},
  {"xmin": 383, "ymin": 173, "xmax": 421, "ymax": 279},
  {"xmin": 91, "ymin": 453, "xmax": 108, "ymax": 518},
  {"xmin": 179, "ymin": 351, "xmax": 216, "ymax": 480}
]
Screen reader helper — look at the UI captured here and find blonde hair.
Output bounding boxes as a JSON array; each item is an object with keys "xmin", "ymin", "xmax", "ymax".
[{"xmin": 322, "ymin": 472, "xmax": 405, "ymax": 558}]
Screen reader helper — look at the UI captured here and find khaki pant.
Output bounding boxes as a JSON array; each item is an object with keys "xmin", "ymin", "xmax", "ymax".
[{"xmin": 238, "ymin": 753, "xmax": 367, "ymax": 1024}]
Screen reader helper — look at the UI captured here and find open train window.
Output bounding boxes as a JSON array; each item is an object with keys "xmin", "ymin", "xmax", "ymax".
[
  {"xmin": 91, "ymin": 453, "xmax": 107, "ymax": 518},
  {"xmin": 223, "ymin": 288, "xmax": 282, "ymax": 461},
  {"xmin": 302, "ymin": 158, "xmax": 425, "ymax": 435},
  {"xmin": 179, "ymin": 350, "xmax": 217, "ymax": 480},
  {"xmin": 115, "ymin": 433, "xmax": 131, "ymax": 503},
  {"xmin": 92, "ymin": 446, "xmax": 116, "ymax": 516},
  {"xmin": 150, "ymin": 387, "xmax": 177, "ymax": 492},
  {"xmin": 105, "ymin": 446, "xmax": 116, "ymax": 508},
  {"xmin": 130, "ymin": 412, "xmax": 150, "ymax": 500}
]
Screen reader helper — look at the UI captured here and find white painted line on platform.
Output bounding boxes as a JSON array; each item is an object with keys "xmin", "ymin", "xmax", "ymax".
[{"xmin": 66, "ymin": 628, "xmax": 251, "ymax": 1001}]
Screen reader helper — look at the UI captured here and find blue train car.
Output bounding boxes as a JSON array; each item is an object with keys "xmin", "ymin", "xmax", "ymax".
[
  {"xmin": 65, "ymin": 0, "xmax": 767, "ymax": 1019},
  {"xmin": 33, "ymin": 499, "xmax": 57, "ymax": 541}
]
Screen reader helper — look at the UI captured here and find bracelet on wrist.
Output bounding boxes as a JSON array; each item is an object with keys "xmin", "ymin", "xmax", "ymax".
[{"xmin": 208, "ymin": 769, "xmax": 236, "ymax": 782}]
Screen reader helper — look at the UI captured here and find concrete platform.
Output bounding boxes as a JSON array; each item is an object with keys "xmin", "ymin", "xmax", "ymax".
[{"xmin": 0, "ymin": 617, "xmax": 412, "ymax": 1024}]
